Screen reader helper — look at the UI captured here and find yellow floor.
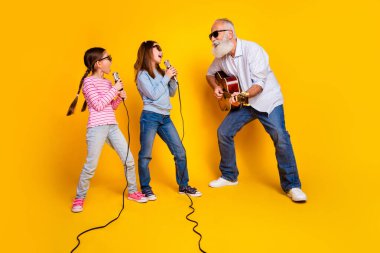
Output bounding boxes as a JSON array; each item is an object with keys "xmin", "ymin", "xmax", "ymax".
[{"xmin": 3, "ymin": 134, "xmax": 378, "ymax": 252}]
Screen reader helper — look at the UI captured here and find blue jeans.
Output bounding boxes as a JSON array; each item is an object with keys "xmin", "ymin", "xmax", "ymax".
[
  {"xmin": 75, "ymin": 125, "xmax": 137, "ymax": 199},
  {"xmin": 138, "ymin": 110, "xmax": 189, "ymax": 191},
  {"xmin": 217, "ymin": 105, "xmax": 301, "ymax": 192}
]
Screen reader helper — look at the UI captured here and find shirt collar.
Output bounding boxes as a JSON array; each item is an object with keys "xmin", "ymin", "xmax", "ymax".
[{"xmin": 234, "ymin": 38, "xmax": 243, "ymax": 58}]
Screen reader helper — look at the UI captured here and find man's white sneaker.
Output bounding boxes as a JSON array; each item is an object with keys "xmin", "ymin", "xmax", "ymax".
[
  {"xmin": 287, "ymin": 188, "xmax": 307, "ymax": 202},
  {"xmin": 209, "ymin": 177, "xmax": 238, "ymax": 188}
]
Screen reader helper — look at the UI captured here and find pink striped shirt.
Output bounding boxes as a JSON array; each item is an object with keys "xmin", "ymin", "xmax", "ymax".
[{"xmin": 82, "ymin": 76, "xmax": 122, "ymax": 128}]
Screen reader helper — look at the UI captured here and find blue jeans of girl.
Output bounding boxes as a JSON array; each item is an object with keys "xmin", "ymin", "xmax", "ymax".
[
  {"xmin": 75, "ymin": 124, "xmax": 137, "ymax": 199},
  {"xmin": 138, "ymin": 110, "xmax": 189, "ymax": 191}
]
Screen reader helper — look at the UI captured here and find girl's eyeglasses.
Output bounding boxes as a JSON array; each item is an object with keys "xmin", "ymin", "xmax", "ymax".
[
  {"xmin": 208, "ymin": 29, "xmax": 231, "ymax": 40},
  {"xmin": 99, "ymin": 55, "xmax": 112, "ymax": 62},
  {"xmin": 153, "ymin": 44, "xmax": 162, "ymax": 52}
]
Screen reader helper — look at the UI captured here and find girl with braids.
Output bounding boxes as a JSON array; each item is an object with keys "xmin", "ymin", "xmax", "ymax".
[
  {"xmin": 134, "ymin": 41, "xmax": 201, "ymax": 200},
  {"xmin": 68, "ymin": 47, "xmax": 147, "ymax": 213}
]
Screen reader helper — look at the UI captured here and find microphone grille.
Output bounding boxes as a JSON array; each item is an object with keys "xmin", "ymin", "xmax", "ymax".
[
  {"xmin": 164, "ymin": 60, "xmax": 171, "ymax": 69},
  {"xmin": 113, "ymin": 72, "xmax": 120, "ymax": 82}
]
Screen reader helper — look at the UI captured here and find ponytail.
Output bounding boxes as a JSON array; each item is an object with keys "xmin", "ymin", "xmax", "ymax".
[
  {"xmin": 67, "ymin": 47, "xmax": 105, "ymax": 116},
  {"xmin": 66, "ymin": 68, "xmax": 91, "ymax": 116}
]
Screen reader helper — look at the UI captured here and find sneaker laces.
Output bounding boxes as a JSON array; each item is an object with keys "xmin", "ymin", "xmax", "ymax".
[
  {"xmin": 143, "ymin": 189, "xmax": 154, "ymax": 196},
  {"xmin": 182, "ymin": 185, "xmax": 197, "ymax": 193},
  {"xmin": 135, "ymin": 192, "xmax": 145, "ymax": 197},
  {"xmin": 73, "ymin": 199, "xmax": 84, "ymax": 205},
  {"xmin": 291, "ymin": 188, "xmax": 303, "ymax": 195}
]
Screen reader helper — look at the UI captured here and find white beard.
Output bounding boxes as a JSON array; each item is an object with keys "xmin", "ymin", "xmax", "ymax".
[{"xmin": 212, "ymin": 37, "xmax": 234, "ymax": 58}]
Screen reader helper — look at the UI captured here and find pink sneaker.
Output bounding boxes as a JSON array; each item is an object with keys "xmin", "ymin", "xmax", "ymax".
[
  {"xmin": 128, "ymin": 191, "xmax": 148, "ymax": 203},
  {"xmin": 72, "ymin": 198, "xmax": 84, "ymax": 213}
]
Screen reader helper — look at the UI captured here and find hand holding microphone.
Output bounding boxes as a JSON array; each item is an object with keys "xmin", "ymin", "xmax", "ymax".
[
  {"xmin": 165, "ymin": 67, "xmax": 177, "ymax": 80},
  {"xmin": 164, "ymin": 60, "xmax": 178, "ymax": 83},
  {"xmin": 119, "ymin": 90, "xmax": 127, "ymax": 99}
]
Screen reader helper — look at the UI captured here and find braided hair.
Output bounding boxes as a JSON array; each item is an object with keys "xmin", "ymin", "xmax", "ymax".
[{"xmin": 66, "ymin": 47, "xmax": 105, "ymax": 116}]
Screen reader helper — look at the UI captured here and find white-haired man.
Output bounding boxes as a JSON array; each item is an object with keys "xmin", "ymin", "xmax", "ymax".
[{"xmin": 206, "ymin": 18, "xmax": 307, "ymax": 202}]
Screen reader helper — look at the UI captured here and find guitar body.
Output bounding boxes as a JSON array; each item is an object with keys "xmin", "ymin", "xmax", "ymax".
[
  {"xmin": 215, "ymin": 71, "xmax": 241, "ymax": 94},
  {"xmin": 215, "ymin": 71, "xmax": 249, "ymax": 111}
]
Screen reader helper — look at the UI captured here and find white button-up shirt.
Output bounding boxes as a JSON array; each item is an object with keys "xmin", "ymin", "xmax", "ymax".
[{"xmin": 207, "ymin": 38, "xmax": 284, "ymax": 114}]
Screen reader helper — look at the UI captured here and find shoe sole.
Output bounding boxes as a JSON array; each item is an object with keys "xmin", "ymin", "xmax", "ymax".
[
  {"xmin": 209, "ymin": 182, "xmax": 238, "ymax": 188},
  {"xmin": 71, "ymin": 208, "xmax": 83, "ymax": 213},
  {"xmin": 128, "ymin": 197, "xmax": 148, "ymax": 203},
  {"xmin": 290, "ymin": 199, "xmax": 307, "ymax": 203},
  {"xmin": 145, "ymin": 196, "xmax": 157, "ymax": 201},
  {"xmin": 287, "ymin": 193, "xmax": 307, "ymax": 202}
]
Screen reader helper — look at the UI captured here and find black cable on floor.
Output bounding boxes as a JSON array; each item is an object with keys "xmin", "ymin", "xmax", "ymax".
[
  {"xmin": 71, "ymin": 100, "xmax": 131, "ymax": 252},
  {"xmin": 176, "ymin": 81, "xmax": 206, "ymax": 253}
]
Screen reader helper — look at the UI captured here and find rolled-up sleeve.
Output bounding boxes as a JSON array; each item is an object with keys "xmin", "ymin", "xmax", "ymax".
[
  {"xmin": 249, "ymin": 47, "xmax": 269, "ymax": 89},
  {"xmin": 168, "ymin": 79, "xmax": 177, "ymax": 97},
  {"xmin": 207, "ymin": 58, "xmax": 222, "ymax": 76}
]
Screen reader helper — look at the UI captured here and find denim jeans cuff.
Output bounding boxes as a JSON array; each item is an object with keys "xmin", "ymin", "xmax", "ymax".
[
  {"xmin": 284, "ymin": 184, "xmax": 302, "ymax": 193},
  {"xmin": 221, "ymin": 175, "xmax": 238, "ymax": 182}
]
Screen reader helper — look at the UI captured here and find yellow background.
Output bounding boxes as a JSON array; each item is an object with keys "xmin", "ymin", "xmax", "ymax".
[{"xmin": 1, "ymin": 0, "xmax": 379, "ymax": 252}]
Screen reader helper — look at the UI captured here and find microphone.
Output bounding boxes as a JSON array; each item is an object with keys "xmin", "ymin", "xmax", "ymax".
[
  {"xmin": 113, "ymin": 72, "xmax": 123, "ymax": 91},
  {"xmin": 113, "ymin": 72, "xmax": 124, "ymax": 100},
  {"xmin": 164, "ymin": 60, "xmax": 178, "ymax": 83},
  {"xmin": 113, "ymin": 72, "xmax": 121, "ymax": 85}
]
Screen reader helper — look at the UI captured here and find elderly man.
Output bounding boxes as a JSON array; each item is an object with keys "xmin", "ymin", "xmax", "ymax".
[{"xmin": 206, "ymin": 18, "xmax": 307, "ymax": 202}]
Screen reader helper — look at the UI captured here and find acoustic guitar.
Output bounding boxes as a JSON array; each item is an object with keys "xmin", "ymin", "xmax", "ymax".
[{"xmin": 215, "ymin": 71, "xmax": 249, "ymax": 111}]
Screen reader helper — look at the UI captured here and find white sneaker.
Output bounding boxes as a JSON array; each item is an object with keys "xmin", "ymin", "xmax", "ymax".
[
  {"xmin": 287, "ymin": 188, "xmax": 307, "ymax": 202},
  {"xmin": 145, "ymin": 194, "xmax": 157, "ymax": 201},
  {"xmin": 209, "ymin": 177, "xmax": 238, "ymax": 188}
]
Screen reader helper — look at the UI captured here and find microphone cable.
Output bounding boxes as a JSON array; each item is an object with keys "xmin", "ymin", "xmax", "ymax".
[
  {"xmin": 176, "ymin": 80, "xmax": 206, "ymax": 253},
  {"xmin": 71, "ymin": 99, "xmax": 131, "ymax": 252}
]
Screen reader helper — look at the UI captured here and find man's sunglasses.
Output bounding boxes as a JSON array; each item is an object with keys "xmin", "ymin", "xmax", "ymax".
[
  {"xmin": 153, "ymin": 44, "xmax": 162, "ymax": 51},
  {"xmin": 208, "ymin": 29, "xmax": 231, "ymax": 40},
  {"xmin": 99, "ymin": 55, "xmax": 112, "ymax": 62}
]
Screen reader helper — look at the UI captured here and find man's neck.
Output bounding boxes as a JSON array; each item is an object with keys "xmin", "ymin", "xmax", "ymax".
[{"xmin": 229, "ymin": 38, "xmax": 238, "ymax": 57}]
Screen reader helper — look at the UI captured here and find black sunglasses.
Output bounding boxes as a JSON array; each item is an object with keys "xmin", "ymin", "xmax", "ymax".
[
  {"xmin": 208, "ymin": 29, "xmax": 231, "ymax": 40},
  {"xmin": 99, "ymin": 55, "xmax": 112, "ymax": 62},
  {"xmin": 153, "ymin": 44, "xmax": 162, "ymax": 51}
]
